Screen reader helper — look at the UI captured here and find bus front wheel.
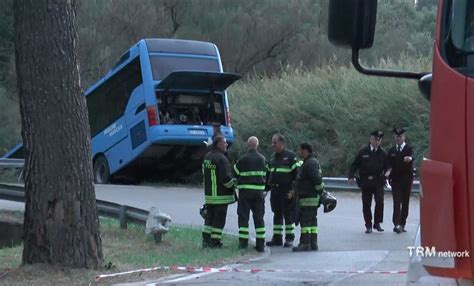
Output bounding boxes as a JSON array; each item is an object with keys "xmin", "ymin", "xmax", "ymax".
[{"xmin": 93, "ymin": 156, "xmax": 110, "ymax": 184}]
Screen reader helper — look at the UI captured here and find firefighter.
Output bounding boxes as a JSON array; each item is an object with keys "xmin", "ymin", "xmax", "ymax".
[
  {"xmin": 388, "ymin": 128, "xmax": 414, "ymax": 233},
  {"xmin": 266, "ymin": 134, "xmax": 300, "ymax": 247},
  {"xmin": 234, "ymin": 136, "xmax": 267, "ymax": 252},
  {"xmin": 203, "ymin": 123, "xmax": 223, "ymax": 148},
  {"xmin": 202, "ymin": 135, "xmax": 236, "ymax": 248},
  {"xmin": 348, "ymin": 130, "xmax": 391, "ymax": 233},
  {"xmin": 293, "ymin": 143, "xmax": 324, "ymax": 252}
]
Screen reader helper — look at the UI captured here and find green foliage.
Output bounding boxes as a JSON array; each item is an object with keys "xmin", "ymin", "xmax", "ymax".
[
  {"xmin": 0, "ymin": 0, "xmax": 14, "ymax": 84},
  {"xmin": 360, "ymin": 1, "xmax": 436, "ymax": 65},
  {"xmin": 228, "ymin": 56, "xmax": 430, "ymax": 176},
  {"xmin": 73, "ymin": 0, "xmax": 436, "ymax": 86}
]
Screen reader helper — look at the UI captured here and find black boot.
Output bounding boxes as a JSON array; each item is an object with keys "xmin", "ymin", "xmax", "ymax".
[
  {"xmin": 310, "ymin": 233, "xmax": 318, "ymax": 251},
  {"xmin": 365, "ymin": 223, "xmax": 372, "ymax": 234},
  {"xmin": 283, "ymin": 238, "xmax": 294, "ymax": 248},
  {"xmin": 255, "ymin": 238, "xmax": 265, "ymax": 252},
  {"xmin": 373, "ymin": 223, "xmax": 384, "ymax": 232},
  {"xmin": 239, "ymin": 238, "xmax": 248, "ymax": 250},
  {"xmin": 292, "ymin": 243, "xmax": 311, "ymax": 252},
  {"xmin": 266, "ymin": 235, "xmax": 283, "ymax": 246},
  {"xmin": 202, "ymin": 233, "xmax": 211, "ymax": 248},
  {"xmin": 292, "ymin": 233, "xmax": 311, "ymax": 252},
  {"xmin": 284, "ymin": 232, "xmax": 295, "ymax": 248},
  {"xmin": 210, "ymin": 238, "xmax": 223, "ymax": 248}
]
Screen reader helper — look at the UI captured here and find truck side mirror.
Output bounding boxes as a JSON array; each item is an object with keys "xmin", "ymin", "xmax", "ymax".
[
  {"xmin": 328, "ymin": 0, "xmax": 377, "ymax": 49},
  {"xmin": 418, "ymin": 73, "xmax": 432, "ymax": 101},
  {"xmin": 327, "ymin": 0, "xmax": 426, "ymax": 80}
]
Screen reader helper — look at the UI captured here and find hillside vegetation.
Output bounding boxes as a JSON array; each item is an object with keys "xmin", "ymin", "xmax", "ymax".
[
  {"xmin": 228, "ymin": 57, "xmax": 430, "ymax": 176},
  {"xmin": 0, "ymin": 0, "xmax": 435, "ymax": 176}
]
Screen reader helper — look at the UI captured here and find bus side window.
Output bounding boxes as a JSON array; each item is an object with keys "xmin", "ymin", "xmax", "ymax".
[{"xmin": 87, "ymin": 57, "xmax": 142, "ymax": 136}]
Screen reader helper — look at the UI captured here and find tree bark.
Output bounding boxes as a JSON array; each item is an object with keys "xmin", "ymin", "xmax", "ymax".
[{"xmin": 14, "ymin": 0, "xmax": 103, "ymax": 268}]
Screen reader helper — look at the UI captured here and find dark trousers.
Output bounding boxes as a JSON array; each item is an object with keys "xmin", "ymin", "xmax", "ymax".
[
  {"xmin": 237, "ymin": 190, "xmax": 265, "ymax": 245},
  {"xmin": 391, "ymin": 176, "xmax": 413, "ymax": 226},
  {"xmin": 361, "ymin": 185, "xmax": 384, "ymax": 227},
  {"xmin": 202, "ymin": 204, "xmax": 228, "ymax": 244},
  {"xmin": 270, "ymin": 190, "xmax": 295, "ymax": 241},
  {"xmin": 298, "ymin": 206, "xmax": 318, "ymax": 244}
]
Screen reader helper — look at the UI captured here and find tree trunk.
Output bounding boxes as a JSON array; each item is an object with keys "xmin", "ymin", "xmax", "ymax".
[{"xmin": 14, "ymin": 0, "xmax": 103, "ymax": 268}]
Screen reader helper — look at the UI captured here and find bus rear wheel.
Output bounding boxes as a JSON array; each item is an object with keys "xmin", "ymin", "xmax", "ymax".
[{"xmin": 93, "ymin": 156, "xmax": 110, "ymax": 184}]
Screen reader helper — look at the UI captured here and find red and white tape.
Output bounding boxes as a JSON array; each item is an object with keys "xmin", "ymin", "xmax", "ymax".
[{"xmin": 95, "ymin": 265, "xmax": 407, "ymax": 281}]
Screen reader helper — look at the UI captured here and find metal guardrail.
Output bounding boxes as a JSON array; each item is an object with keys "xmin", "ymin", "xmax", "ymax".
[
  {"xmin": 0, "ymin": 177, "xmax": 418, "ymax": 240},
  {"xmin": 0, "ymin": 158, "xmax": 24, "ymax": 168},
  {"xmin": 0, "ymin": 183, "xmax": 169, "ymax": 242},
  {"xmin": 0, "ymin": 158, "xmax": 420, "ymax": 193},
  {"xmin": 0, "ymin": 158, "xmax": 25, "ymax": 183},
  {"xmin": 322, "ymin": 177, "xmax": 420, "ymax": 193}
]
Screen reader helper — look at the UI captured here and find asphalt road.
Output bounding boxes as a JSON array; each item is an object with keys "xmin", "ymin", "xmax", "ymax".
[{"xmin": 0, "ymin": 184, "xmax": 420, "ymax": 285}]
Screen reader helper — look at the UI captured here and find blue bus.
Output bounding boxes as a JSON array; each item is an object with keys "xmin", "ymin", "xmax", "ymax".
[{"xmin": 4, "ymin": 38, "xmax": 240, "ymax": 183}]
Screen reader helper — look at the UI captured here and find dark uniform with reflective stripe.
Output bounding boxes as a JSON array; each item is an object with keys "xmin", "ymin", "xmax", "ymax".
[
  {"xmin": 294, "ymin": 153, "xmax": 324, "ymax": 250},
  {"xmin": 234, "ymin": 149, "xmax": 267, "ymax": 250},
  {"xmin": 388, "ymin": 143, "xmax": 414, "ymax": 229},
  {"xmin": 267, "ymin": 148, "xmax": 299, "ymax": 244},
  {"xmin": 349, "ymin": 145, "xmax": 390, "ymax": 229},
  {"xmin": 202, "ymin": 147, "xmax": 236, "ymax": 248}
]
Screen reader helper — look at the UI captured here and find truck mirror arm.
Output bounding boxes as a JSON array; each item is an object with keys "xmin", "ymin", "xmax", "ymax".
[{"xmin": 352, "ymin": 48, "xmax": 428, "ymax": 80}]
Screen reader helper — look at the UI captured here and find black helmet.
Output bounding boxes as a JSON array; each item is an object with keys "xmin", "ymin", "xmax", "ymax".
[
  {"xmin": 320, "ymin": 191, "xmax": 337, "ymax": 213},
  {"xmin": 199, "ymin": 204, "xmax": 208, "ymax": 219}
]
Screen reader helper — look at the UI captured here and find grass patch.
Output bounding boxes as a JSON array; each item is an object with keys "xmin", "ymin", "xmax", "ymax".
[
  {"xmin": 0, "ymin": 246, "xmax": 21, "ymax": 269},
  {"xmin": 101, "ymin": 218, "xmax": 252, "ymax": 268},
  {"xmin": 0, "ymin": 217, "xmax": 255, "ymax": 285}
]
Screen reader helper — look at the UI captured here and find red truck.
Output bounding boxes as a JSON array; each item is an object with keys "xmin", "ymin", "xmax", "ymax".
[{"xmin": 329, "ymin": 0, "xmax": 474, "ymax": 281}]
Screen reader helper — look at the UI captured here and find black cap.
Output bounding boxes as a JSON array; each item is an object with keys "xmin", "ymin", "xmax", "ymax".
[
  {"xmin": 393, "ymin": 128, "xmax": 406, "ymax": 135},
  {"xmin": 370, "ymin": 130, "xmax": 384, "ymax": 138}
]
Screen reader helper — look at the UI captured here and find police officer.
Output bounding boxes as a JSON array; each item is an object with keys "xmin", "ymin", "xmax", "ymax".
[
  {"xmin": 234, "ymin": 136, "xmax": 267, "ymax": 252},
  {"xmin": 293, "ymin": 143, "xmax": 324, "ymax": 252},
  {"xmin": 348, "ymin": 130, "xmax": 391, "ymax": 233},
  {"xmin": 202, "ymin": 135, "xmax": 236, "ymax": 248},
  {"xmin": 388, "ymin": 128, "xmax": 414, "ymax": 233},
  {"xmin": 266, "ymin": 134, "xmax": 299, "ymax": 247}
]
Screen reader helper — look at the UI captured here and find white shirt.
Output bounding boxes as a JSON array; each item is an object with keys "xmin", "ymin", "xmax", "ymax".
[{"xmin": 396, "ymin": 142, "xmax": 406, "ymax": 151}]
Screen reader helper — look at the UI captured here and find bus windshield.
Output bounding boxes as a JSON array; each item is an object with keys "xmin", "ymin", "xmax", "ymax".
[{"xmin": 149, "ymin": 56, "xmax": 220, "ymax": 80}]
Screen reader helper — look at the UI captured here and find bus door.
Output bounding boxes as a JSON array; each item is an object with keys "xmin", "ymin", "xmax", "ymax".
[{"xmin": 123, "ymin": 85, "xmax": 151, "ymax": 160}]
